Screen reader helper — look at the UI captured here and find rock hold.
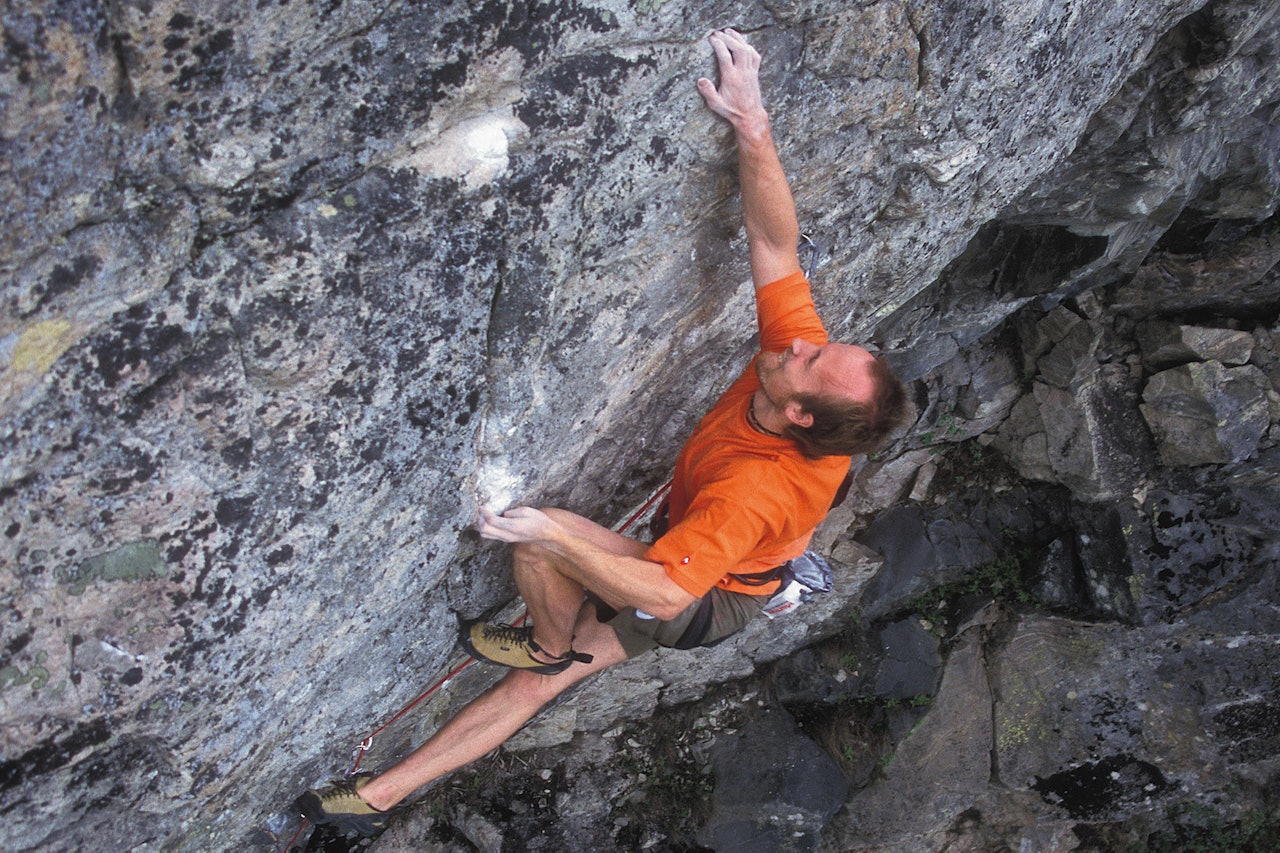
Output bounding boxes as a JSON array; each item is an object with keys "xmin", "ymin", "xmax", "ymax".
[{"xmin": 1140, "ymin": 360, "xmax": 1271, "ymax": 465}]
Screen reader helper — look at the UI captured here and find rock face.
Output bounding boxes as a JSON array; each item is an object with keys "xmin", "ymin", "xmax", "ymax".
[
  {"xmin": 2, "ymin": 1, "xmax": 1279, "ymax": 851},
  {"xmin": 1140, "ymin": 360, "xmax": 1271, "ymax": 464}
]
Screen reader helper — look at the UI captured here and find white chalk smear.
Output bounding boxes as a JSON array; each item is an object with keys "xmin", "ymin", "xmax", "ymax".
[{"xmin": 474, "ymin": 460, "xmax": 522, "ymax": 515}]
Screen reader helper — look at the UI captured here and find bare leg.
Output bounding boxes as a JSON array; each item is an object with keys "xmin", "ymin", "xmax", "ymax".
[
  {"xmin": 511, "ymin": 542, "xmax": 585, "ymax": 658},
  {"xmin": 513, "ymin": 508, "xmax": 649, "ymax": 657},
  {"xmin": 357, "ymin": 510, "xmax": 648, "ymax": 811},
  {"xmin": 358, "ymin": 600, "xmax": 629, "ymax": 811}
]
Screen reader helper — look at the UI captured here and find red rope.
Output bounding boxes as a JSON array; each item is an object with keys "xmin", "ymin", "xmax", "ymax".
[
  {"xmin": 619, "ymin": 480, "xmax": 671, "ymax": 533},
  {"xmin": 344, "ymin": 608, "xmax": 527, "ymax": 771},
  {"xmin": 278, "ymin": 819, "xmax": 308, "ymax": 853},
  {"xmin": 280, "ymin": 481, "xmax": 671, "ymax": 851}
]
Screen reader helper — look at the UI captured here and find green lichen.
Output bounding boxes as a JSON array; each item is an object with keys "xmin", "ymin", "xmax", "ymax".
[
  {"xmin": 635, "ymin": 0, "xmax": 672, "ymax": 16},
  {"xmin": 909, "ymin": 549, "xmax": 1033, "ymax": 616},
  {"xmin": 12, "ymin": 318, "xmax": 75, "ymax": 374},
  {"xmin": 997, "ymin": 669, "xmax": 1051, "ymax": 752},
  {"xmin": 1062, "ymin": 633, "xmax": 1106, "ymax": 661},
  {"xmin": 1141, "ymin": 801, "xmax": 1280, "ymax": 852},
  {"xmin": 0, "ymin": 650, "xmax": 50, "ymax": 692},
  {"xmin": 55, "ymin": 540, "xmax": 167, "ymax": 595}
]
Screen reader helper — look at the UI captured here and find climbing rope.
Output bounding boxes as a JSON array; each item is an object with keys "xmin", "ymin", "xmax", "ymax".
[{"xmin": 278, "ymin": 480, "xmax": 672, "ymax": 852}]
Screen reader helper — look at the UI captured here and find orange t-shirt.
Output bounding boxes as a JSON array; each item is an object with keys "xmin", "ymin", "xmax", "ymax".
[{"xmin": 644, "ymin": 271, "xmax": 853, "ymax": 597}]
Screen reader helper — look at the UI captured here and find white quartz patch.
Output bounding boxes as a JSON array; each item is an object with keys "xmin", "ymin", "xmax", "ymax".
[
  {"xmin": 198, "ymin": 140, "xmax": 258, "ymax": 189},
  {"xmin": 407, "ymin": 110, "xmax": 527, "ymax": 188}
]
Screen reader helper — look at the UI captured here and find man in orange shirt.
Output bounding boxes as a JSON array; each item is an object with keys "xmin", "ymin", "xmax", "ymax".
[{"xmin": 297, "ymin": 28, "xmax": 906, "ymax": 833}]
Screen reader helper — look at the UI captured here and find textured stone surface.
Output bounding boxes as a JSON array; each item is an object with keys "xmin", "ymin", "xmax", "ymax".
[
  {"xmin": 819, "ymin": 597, "xmax": 1280, "ymax": 851},
  {"xmin": 697, "ymin": 704, "xmax": 847, "ymax": 853},
  {"xmin": 828, "ymin": 606, "xmax": 999, "ymax": 849},
  {"xmin": 869, "ymin": 617, "xmax": 941, "ymax": 699},
  {"xmin": 3, "ymin": 0, "xmax": 1280, "ymax": 850},
  {"xmin": 997, "ymin": 616, "xmax": 1279, "ymax": 824},
  {"xmin": 1137, "ymin": 321, "xmax": 1256, "ymax": 368},
  {"xmin": 1140, "ymin": 360, "xmax": 1271, "ymax": 464}
]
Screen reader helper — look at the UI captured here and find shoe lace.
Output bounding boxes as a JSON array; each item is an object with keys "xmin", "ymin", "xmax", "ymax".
[
  {"xmin": 480, "ymin": 622, "xmax": 535, "ymax": 646},
  {"xmin": 477, "ymin": 621, "xmax": 590, "ymax": 664},
  {"xmin": 320, "ymin": 777, "xmax": 364, "ymax": 803}
]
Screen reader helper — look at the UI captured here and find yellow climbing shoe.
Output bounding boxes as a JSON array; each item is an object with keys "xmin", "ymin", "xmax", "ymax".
[{"xmin": 459, "ymin": 619, "xmax": 593, "ymax": 675}]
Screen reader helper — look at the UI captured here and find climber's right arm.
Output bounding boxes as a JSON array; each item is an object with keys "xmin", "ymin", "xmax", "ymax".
[{"xmin": 697, "ymin": 28, "xmax": 802, "ymax": 291}]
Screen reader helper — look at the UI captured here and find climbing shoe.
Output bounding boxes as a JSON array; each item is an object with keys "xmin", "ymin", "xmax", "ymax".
[
  {"xmin": 293, "ymin": 774, "xmax": 390, "ymax": 836},
  {"xmin": 459, "ymin": 619, "xmax": 593, "ymax": 675}
]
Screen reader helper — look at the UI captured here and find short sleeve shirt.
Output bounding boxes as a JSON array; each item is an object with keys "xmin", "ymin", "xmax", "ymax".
[{"xmin": 644, "ymin": 271, "xmax": 853, "ymax": 597}]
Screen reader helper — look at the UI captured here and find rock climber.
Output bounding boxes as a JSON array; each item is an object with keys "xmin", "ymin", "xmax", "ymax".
[{"xmin": 295, "ymin": 27, "xmax": 906, "ymax": 834}]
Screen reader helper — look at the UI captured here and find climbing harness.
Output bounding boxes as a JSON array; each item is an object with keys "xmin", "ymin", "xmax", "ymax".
[{"xmin": 277, "ymin": 480, "xmax": 672, "ymax": 852}]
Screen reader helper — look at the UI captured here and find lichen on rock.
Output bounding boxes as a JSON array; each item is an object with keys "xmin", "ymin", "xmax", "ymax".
[{"xmin": 2, "ymin": 0, "xmax": 1280, "ymax": 850}]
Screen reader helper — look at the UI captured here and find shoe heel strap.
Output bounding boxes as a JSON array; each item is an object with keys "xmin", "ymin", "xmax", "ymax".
[
  {"xmin": 529, "ymin": 636, "xmax": 593, "ymax": 666},
  {"xmin": 544, "ymin": 647, "xmax": 594, "ymax": 665}
]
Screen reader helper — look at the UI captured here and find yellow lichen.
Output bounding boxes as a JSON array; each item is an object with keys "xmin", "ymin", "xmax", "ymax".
[
  {"xmin": 996, "ymin": 668, "xmax": 1051, "ymax": 751},
  {"xmin": 11, "ymin": 318, "xmax": 76, "ymax": 374}
]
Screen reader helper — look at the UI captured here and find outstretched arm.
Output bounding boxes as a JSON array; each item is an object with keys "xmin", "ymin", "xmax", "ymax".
[{"xmin": 698, "ymin": 29, "xmax": 802, "ymax": 290}]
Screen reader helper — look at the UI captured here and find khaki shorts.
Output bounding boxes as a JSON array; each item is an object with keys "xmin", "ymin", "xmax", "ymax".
[{"xmin": 598, "ymin": 588, "xmax": 773, "ymax": 658}]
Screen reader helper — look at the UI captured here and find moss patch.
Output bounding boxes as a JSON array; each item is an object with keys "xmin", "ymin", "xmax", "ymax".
[{"xmin": 55, "ymin": 540, "xmax": 167, "ymax": 595}]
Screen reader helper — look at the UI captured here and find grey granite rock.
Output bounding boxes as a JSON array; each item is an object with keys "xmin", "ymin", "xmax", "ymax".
[
  {"xmin": 1137, "ymin": 321, "xmax": 1256, "ymax": 368},
  {"xmin": 827, "ymin": 606, "xmax": 1000, "ymax": 850},
  {"xmin": 1140, "ymin": 361, "xmax": 1271, "ymax": 465},
  {"xmin": 3, "ymin": 0, "xmax": 1280, "ymax": 849},
  {"xmin": 870, "ymin": 617, "xmax": 941, "ymax": 700},
  {"xmin": 697, "ymin": 704, "xmax": 847, "ymax": 853}
]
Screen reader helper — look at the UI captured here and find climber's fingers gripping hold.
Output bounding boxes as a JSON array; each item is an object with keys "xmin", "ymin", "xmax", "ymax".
[{"xmin": 697, "ymin": 28, "xmax": 766, "ymax": 129}]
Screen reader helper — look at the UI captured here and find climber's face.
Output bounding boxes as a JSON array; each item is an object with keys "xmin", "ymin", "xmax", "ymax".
[{"xmin": 756, "ymin": 338, "xmax": 876, "ymax": 414}]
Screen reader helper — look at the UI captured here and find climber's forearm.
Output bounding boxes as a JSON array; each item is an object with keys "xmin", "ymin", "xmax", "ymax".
[
  {"xmin": 697, "ymin": 29, "xmax": 802, "ymax": 289},
  {"xmin": 734, "ymin": 114, "xmax": 803, "ymax": 289},
  {"xmin": 476, "ymin": 507, "xmax": 695, "ymax": 619}
]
